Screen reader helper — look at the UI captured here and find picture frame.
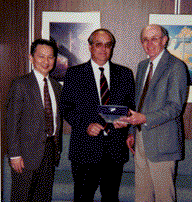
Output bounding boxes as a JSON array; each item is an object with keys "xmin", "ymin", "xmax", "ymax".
[
  {"xmin": 42, "ymin": 12, "xmax": 100, "ymax": 81},
  {"xmin": 149, "ymin": 14, "xmax": 192, "ymax": 103}
]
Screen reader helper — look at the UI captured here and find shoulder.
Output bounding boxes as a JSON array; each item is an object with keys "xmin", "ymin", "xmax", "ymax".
[
  {"xmin": 167, "ymin": 51, "xmax": 187, "ymax": 67},
  {"xmin": 67, "ymin": 61, "xmax": 90, "ymax": 72},
  {"xmin": 162, "ymin": 50, "xmax": 188, "ymax": 79},
  {"xmin": 138, "ymin": 58, "xmax": 149, "ymax": 67},
  {"xmin": 9, "ymin": 72, "xmax": 33, "ymax": 89},
  {"xmin": 110, "ymin": 62, "xmax": 133, "ymax": 75},
  {"xmin": 64, "ymin": 61, "xmax": 91, "ymax": 81}
]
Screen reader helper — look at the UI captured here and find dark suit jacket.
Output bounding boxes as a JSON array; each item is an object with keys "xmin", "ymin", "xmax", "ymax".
[
  {"xmin": 6, "ymin": 71, "xmax": 63, "ymax": 170},
  {"xmin": 61, "ymin": 60, "xmax": 135, "ymax": 164},
  {"xmin": 135, "ymin": 49, "xmax": 189, "ymax": 162}
]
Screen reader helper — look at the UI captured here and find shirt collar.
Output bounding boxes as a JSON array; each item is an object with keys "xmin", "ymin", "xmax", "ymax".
[
  {"xmin": 91, "ymin": 59, "xmax": 110, "ymax": 71},
  {"xmin": 151, "ymin": 49, "xmax": 165, "ymax": 67},
  {"xmin": 33, "ymin": 69, "xmax": 49, "ymax": 81}
]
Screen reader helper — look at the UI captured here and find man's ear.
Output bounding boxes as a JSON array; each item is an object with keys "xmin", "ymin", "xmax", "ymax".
[
  {"xmin": 88, "ymin": 44, "xmax": 92, "ymax": 52},
  {"xmin": 162, "ymin": 36, "xmax": 168, "ymax": 47},
  {"xmin": 28, "ymin": 54, "xmax": 33, "ymax": 63}
]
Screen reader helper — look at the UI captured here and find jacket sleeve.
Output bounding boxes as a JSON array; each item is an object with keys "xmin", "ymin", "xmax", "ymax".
[{"xmin": 6, "ymin": 79, "xmax": 24, "ymax": 158}]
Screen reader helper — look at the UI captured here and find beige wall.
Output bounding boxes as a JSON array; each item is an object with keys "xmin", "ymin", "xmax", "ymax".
[{"xmin": 34, "ymin": 0, "xmax": 177, "ymax": 75}]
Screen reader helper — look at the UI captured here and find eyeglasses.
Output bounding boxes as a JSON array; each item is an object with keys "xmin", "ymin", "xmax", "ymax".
[
  {"xmin": 142, "ymin": 37, "xmax": 163, "ymax": 44},
  {"xmin": 92, "ymin": 42, "xmax": 113, "ymax": 49}
]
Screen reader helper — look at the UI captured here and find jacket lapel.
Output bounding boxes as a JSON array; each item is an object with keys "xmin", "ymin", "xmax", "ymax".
[
  {"xmin": 110, "ymin": 62, "xmax": 119, "ymax": 105},
  {"xmin": 28, "ymin": 71, "xmax": 45, "ymax": 125},
  {"xmin": 84, "ymin": 61, "xmax": 100, "ymax": 105},
  {"xmin": 30, "ymin": 71, "xmax": 44, "ymax": 113},
  {"xmin": 136, "ymin": 60, "xmax": 149, "ymax": 107},
  {"xmin": 147, "ymin": 50, "xmax": 170, "ymax": 93},
  {"xmin": 137, "ymin": 50, "xmax": 170, "ymax": 109}
]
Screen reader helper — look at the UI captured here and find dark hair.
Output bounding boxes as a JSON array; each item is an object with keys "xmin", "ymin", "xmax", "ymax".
[
  {"xmin": 30, "ymin": 38, "xmax": 58, "ymax": 57},
  {"xmin": 140, "ymin": 24, "xmax": 170, "ymax": 49},
  {"xmin": 88, "ymin": 28, "xmax": 116, "ymax": 47}
]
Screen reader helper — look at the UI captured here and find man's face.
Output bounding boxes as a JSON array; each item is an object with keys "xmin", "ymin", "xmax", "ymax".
[
  {"xmin": 141, "ymin": 25, "xmax": 167, "ymax": 61},
  {"xmin": 89, "ymin": 31, "xmax": 113, "ymax": 66},
  {"xmin": 29, "ymin": 44, "xmax": 55, "ymax": 77}
]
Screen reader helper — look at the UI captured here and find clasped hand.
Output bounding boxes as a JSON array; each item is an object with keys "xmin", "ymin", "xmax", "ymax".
[{"xmin": 114, "ymin": 109, "xmax": 146, "ymax": 127}]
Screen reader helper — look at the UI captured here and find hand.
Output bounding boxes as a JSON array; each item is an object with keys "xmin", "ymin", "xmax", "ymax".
[
  {"xmin": 113, "ymin": 119, "xmax": 128, "ymax": 129},
  {"xmin": 120, "ymin": 109, "xmax": 146, "ymax": 125},
  {"xmin": 10, "ymin": 157, "xmax": 25, "ymax": 173},
  {"xmin": 87, "ymin": 123, "xmax": 104, "ymax": 136},
  {"xmin": 126, "ymin": 134, "xmax": 135, "ymax": 155}
]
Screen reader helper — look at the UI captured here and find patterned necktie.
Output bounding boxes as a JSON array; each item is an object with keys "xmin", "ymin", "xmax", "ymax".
[
  {"xmin": 99, "ymin": 67, "xmax": 110, "ymax": 105},
  {"xmin": 44, "ymin": 77, "xmax": 54, "ymax": 137},
  {"xmin": 138, "ymin": 62, "xmax": 153, "ymax": 113},
  {"xmin": 99, "ymin": 67, "xmax": 110, "ymax": 134}
]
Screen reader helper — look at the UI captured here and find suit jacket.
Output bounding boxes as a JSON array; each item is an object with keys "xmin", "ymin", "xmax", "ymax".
[
  {"xmin": 61, "ymin": 60, "xmax": 135, "ymax": 164},
  {"xmin": 135, "ymin": 49, "xmax": 189, "ymax": 162},
  {"xmin": 6, "ymin": 71, "xmax": 63, "ymax": 170}
]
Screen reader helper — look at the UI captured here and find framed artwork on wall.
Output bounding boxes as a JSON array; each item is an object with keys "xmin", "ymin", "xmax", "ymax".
[
  {"xmin": 42, "ymin": 12, "xmax": 100, "ymax": 81},
  {"xmin": 149, "ymin": 14, "xmax": 192, "ymax": 139}
]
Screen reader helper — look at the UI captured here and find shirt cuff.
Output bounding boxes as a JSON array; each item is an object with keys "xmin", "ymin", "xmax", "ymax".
[{"xmin": 10, "ymin": 156, "xmax": 21, "ymax": 159}]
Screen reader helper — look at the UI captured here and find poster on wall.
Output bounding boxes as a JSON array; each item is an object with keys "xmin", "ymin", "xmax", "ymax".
[
  {"xmin": 42, "ymin": 12, "xmax": 100, "ymax": 81},
  {"xmin": 149, "ymin": 14, "xmax": 192, "ymax": 103}
]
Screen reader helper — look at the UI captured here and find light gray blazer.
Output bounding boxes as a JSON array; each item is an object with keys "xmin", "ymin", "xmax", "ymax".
[{"xmin": 135, "ymin": 49, "xmax": 189, "ymax": 162}]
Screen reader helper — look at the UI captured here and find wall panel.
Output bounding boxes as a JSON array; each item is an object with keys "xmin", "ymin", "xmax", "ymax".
[{"xmin": 1, "ymin": 0, "xmax": 29, "ymax": 195}]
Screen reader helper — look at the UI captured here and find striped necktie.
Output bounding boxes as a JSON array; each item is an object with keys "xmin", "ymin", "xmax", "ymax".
[
  {"xmin": 99, "ymin": 67, "xmax": 110, "ymax": 134},
  {"xmin": 99, "ymin": 67, "xmax": 110, "ymax": 105}
]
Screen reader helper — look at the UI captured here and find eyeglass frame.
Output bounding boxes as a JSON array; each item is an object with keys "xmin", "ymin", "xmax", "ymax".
[
  {"xmin": 141, "ymin": 36, "xmax": 164, "ymax": 44},
  {"xmin": 91, "ymin": 42, "xmax": 113, "ymax": 49}
]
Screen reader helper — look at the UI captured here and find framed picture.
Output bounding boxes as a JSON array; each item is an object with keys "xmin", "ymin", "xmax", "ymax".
[
  {"xmin": 149, "ymin": 14, "xmax": 192, "ymax": 103},
  {"xmin": 42, "ymin": 12, "xmax": 100, "ymax": 81}
]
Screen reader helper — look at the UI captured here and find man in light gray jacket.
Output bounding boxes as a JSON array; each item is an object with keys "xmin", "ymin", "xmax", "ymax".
[{"xmin": 118, "ymin": 24, "xmax": 189, "ymax": 201}]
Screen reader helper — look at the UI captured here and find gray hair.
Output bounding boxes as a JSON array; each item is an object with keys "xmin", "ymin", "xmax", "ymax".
[{"xmin": 88, "ymin": 28, "xmax": 116, "ymax": 47}]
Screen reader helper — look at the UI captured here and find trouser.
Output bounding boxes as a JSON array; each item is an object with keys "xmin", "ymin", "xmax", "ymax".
[
  {"xmin": 135, "ymin": 130, "xmax": 176, "ymax": 202},
  {"xmin": 71, "ymin": 152, "xmax": 124, "ymax": 202},
  {"xmin": 11, "ymin": 137, "xmax": 55, "ymax": 202}
]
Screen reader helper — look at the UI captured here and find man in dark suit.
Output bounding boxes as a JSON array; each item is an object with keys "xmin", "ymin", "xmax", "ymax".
[
  {"xmin": 6, "ymin": 39, "xmax": 63, "ymax": 202},
  {"xmin": 119, "ymin": 25, "xmax": 189, "ymax": 201},
  {"xmin": 60, "ymin": 28, "xmax": 135, "ymax": 201}
]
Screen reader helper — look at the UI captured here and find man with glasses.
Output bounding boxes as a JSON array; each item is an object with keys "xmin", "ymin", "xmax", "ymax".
[
  {"xmin": 118, "ymin": 24, "xmax": 189, "ymax": 201},
  {"xmin": 60, "ymin": 28, "xmax": 135, "ymax": 201}
]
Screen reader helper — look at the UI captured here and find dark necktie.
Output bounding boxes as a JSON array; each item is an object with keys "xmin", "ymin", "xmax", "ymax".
[
  {"xmin": 44, "ymin": 77, "xmax": 54, "ymax": 137},
  {"xmin": 138, "ymin": 62, "xmax": 153, "ymax": 112},
  {"xmin": 99, "ymin": 67, "xmax": 110, "ymax": 134},
  {"xmin": 99, "ymin": 67, "xmax": 110, "ymax": 105},
  {"xmin": 137, "ymin": 62, "xmax": 153, "ymax": 131}
]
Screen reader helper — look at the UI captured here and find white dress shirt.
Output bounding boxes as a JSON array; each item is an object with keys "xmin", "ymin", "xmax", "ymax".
[
  {"xmin": 91, "ymin": 59, "xmax": 110, "ymax": 105},
  {"xmin": 143, "ymin": 49, "xmax": 165, "ymax": 87},
  {"xmin": 33, "ymin": 69, "xmax": 57, "ymax": 136}
]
